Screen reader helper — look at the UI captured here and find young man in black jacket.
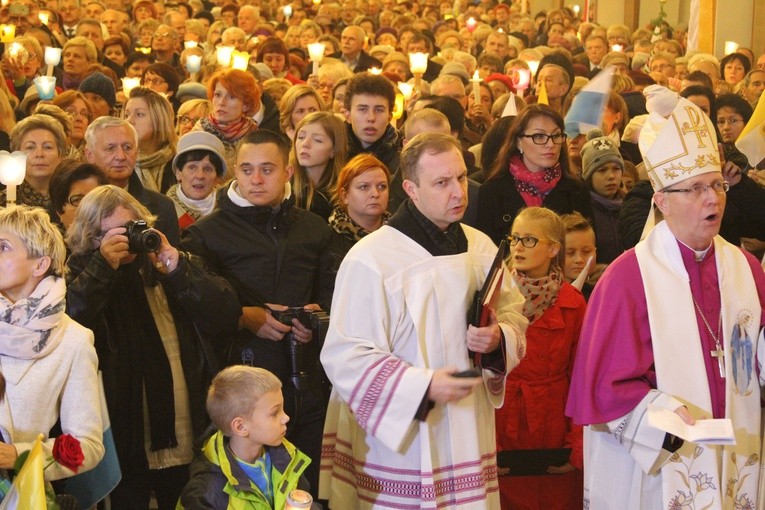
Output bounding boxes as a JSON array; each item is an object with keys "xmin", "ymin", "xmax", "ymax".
[{"xmin": 181, "ymin": 129, "xmax": 335, "ymax": 497}]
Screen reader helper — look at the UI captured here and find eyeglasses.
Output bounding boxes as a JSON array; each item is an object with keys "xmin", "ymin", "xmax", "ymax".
[
  {"xmin": 177, "ymin": 115, "xmax": 200, "ymax": 125},
  {"xmin": 143, "ymin": 76, "xmax": 167, "ymax": 86},
  {"xmin": 661, "ymin": 180, "xmax": 729, "ymax": 198},
  {"xmin": 519, "ymin": 132, "xmax": 567, "ymax": 145},
  {"xmin": 508, "ymin": 234, "xmax": 541, "ymax": 248},
  {"xmin": 67, "ymin": 194, "xmax": 86, "ymax": 207},
  {"xmin": 716, "ymin": 117, "xmax": 743, "ymax": 127},
  {"xmin": 65, "ymin": 107, "xmax": 91, "ymax": 120},
  {"xmin": 154, "ymin": 32, "xmax": 174, "ymax": 40}
]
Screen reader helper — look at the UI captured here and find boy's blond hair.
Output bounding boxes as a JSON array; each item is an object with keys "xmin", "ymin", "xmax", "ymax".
[{"xmin": 206, "ymin": 366, "xmax": 282, "ymax": 436}]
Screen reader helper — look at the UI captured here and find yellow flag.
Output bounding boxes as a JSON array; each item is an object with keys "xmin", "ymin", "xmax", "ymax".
[
  {"xmin": 735, "ymin": 92, "xmax": 765, "ymax": 167},
  {"xmin": 537, "ymin": 79, "xmax": 548, "ymax": 105},
  {"xmin": 0, "ymin": 434, "xmax": 46, "ymax": 510}
]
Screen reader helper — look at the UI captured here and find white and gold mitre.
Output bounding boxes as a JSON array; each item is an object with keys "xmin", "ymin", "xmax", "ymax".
[{"xmin": 638, "ymin": 85, "xmax": 721, "ymax": 191}]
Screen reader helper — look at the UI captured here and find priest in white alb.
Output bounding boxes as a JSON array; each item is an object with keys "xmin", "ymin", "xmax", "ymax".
[
  {"xmin": 566, "ymin": 85, "xmax": 765, "ymax": 510},
  {"xmin": 319, "ymin": 133, "xmax": 528, "ymax": 509}
]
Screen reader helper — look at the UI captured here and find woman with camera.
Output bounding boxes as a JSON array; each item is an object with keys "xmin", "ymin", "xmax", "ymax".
[{"xmin": 65, "ymin": 185, "xmax": 240, "ymax": 510}]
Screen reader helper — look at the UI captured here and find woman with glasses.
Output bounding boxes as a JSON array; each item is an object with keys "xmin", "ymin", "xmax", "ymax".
[
  {"xmin": 176, "ymin": 99, "xmax": 210, "ymax": 137},
  {"xmin": 477, "ymin": 104, "xmax": 592, "ymax": 244},
  {"xmin": 1, "ymin": 114, "xmax": 67, "ymax": 208},
  {"xmin": 716, "ymin": 93, "xmax": 753, "ymax": 145},
  {"xmin": 124, "ymin": 86, "xmax": 178, "ymax": 194},
  {"xmin": 142, "ymin": 62, "xmax": 182, "ymax": 113},
  {"xmin": 52, "ymin": 90, "xmax": 94, "ymax": 159},
  {"xmin": 496, "ymin": 206, "xmax": 585, "ymax": 510},
  {"xmin": 48, "ymin": 159, "xmax": 106, "ymax": 232}
]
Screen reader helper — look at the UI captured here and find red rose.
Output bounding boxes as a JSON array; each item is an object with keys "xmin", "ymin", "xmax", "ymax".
[{"xmin": 52, "ymin": 434, "xmax": 84, "ymax": 473}]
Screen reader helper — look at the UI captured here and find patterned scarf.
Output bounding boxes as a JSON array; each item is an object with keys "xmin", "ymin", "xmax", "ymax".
[
  {"xmin": 511, "ymin": 265, "xmax": 563, "ymax": 324},
  {"xmin": 167, "ymin": 184, "xmax": 216, "ymax": 223},
  {"xmin": 0, "ymin": 276, "xmax": 66, "ymax": 359},
  {"xmin": 137, "ymin": 144, "xmax": 175, "ymax": 193},
  {"xmin": 508, "ymin": 154, "xmax": 562, "ymax": 207},
  {"xmin": 200, "ymin": 114, "xmax": 258, "ymax": 144},
  {"xmin": 328, "ymin": 207, "xmax": 389, "ymax": 242}
]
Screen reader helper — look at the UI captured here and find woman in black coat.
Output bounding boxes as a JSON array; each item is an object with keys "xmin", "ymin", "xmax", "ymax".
[{"xmin": 477, "ymin": 104, "xmax": 592, "ymax": 244}]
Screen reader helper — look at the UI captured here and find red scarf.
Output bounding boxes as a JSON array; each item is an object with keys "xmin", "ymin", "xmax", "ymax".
[
  {"xmin": 508, "ymin": 154, "xmax": 562, "ymax": 207},
  {"xmin": 204, "ymin": 114, "xmax": 258, "ymax": 143}
]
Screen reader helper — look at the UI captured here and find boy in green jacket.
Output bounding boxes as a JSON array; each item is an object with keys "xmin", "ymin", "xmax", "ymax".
[{"xmin": 177, "ymin": 366, "xmax": 314, "ymax": 509}]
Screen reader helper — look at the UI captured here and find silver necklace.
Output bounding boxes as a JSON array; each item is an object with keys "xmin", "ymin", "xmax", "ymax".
[{"xmin": 691, "ymin": 296, "xmax": 724, "ymax": 378}]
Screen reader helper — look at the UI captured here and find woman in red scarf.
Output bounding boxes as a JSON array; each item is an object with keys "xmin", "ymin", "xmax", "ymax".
[
  {"xmin": 192, "ymin": 68, "xmax": 259, "ymax": 181},
  {"xmin": 476, "ymin": 104, "xmax": 593, "ymax": 244}
]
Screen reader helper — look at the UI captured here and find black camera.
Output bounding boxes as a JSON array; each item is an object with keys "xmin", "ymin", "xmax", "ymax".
[
  {"xmin": 124, "ymin": 220, "xmax": 161, "ymax": 253},
  {"xmin": 270, "ymin": 307, "xmax": 330, "ymax": 392}
]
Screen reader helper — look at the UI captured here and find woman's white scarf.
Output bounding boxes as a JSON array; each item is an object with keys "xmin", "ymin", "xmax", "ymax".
[{"xmin": 0, "ymin": 276, "xmax": 66, "ymax": 359}]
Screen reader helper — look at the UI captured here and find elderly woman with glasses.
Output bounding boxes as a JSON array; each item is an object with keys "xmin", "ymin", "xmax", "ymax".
[
  {"xmin": 1, "ymin": 114, "xmax": 67, "ymax": 208},
  {"xmin": 65, "ymin": 184, "xmax": 240, "ymax": 509},
  {"xmin": 477, "ymin": 104, "xmax": 592, "ymax": 244},
  {"xmin": 48, "ymin": 159, "xmax": 106, "ymax": 232},
  {"xmin": 142, "ymin": 62, "xmax": 182, "ymax": 112},
  {"xmin": 176, "ymin": 99, "xmax": 210, "ymax": 137}
]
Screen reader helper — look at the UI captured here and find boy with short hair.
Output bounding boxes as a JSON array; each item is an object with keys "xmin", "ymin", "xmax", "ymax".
[
  {"xmin": 177, "ymin": 366, "xmax": 313, "ymax": 509},
  {"xmin": 561, "ymin": 212, "xmax": 605, "ymax": 301}
]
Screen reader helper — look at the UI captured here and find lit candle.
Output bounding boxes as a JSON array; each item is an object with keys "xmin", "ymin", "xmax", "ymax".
[
  {"xmin": 38, "ymin": 11, "xmax": 49, "ymax": 25},
  {"xmin": 136, "ymin": 46, "xmax": 151, "ymax": 54},
  {"xmin": 521, "ymin": 0, "xmax": 527, "ymax": 14},
  {"xmin": 7, "ymin": 42, "xmax": 22, "ymax": 59},
  {"xmin": 0, "ymin": 24, "xmax": 13, "ymax": 43},
  {"xmin": 285, "ymin": 489, "xmax": 312, "ymax": 510},
  {"xmin": 397, "ymin": 81, "xmax": 413, "ymax": 100},
  {"xmin": 121, "ymin": 76, "xmax": 141, "ymax": 97},
  {"xmin": 466, "ymin": 17, "xmax": 476, "ymax": 32},
  {"xmin": 33, "ymin": 76, "xmax": 56, "ymax": 100},
  {"xmin": 391, "ymin": 92, "xmax": 404, "ymax": 127},
  {"xmin": 513, "ymin": 68, "xmax": 531, "ymax": 96},
  {"xmin": 44, "ymin": 46, "xmax": 61, "ymax": 77},
  {"xmin": 611, "ymin": 44, "xmax": 623, "ymax": 52},
  {"xmin": 307, "ymin": 42, "xmax": 325, "ymax": 75},
  {"xmin": 368, "ymin": 67, "xmax": 382, "ymax": 75},
  {"xmin": 231, "ymin": 50, "xmax": 249, "ymax": 70},
  {"xmin": 527, "ymin": 60, "xmax": 540, "ymax": 76},
  {"xmin": 409, "ymin": 52, "xmax": 428, "ymax": 92},
  {"xmin": 0, "ymin": 0, "xmax": 8, "ymax": 6},
  {"xmin": 185, "ymin": 54, "xmax": 202, "ymax": 74},
  {"xmin": 216, "ymin": 45, "xmax": 235, "ymax": 67},
  {"xmin": 724, "ymin": 41, "xmax": 739, "ymax": 55},
  {"xmin": 572, "ymin": 4, "xmax": 580, "ymax": 17},
  {"xmin": 283, "ymin": 5, "xmax": 292, "ymax": 21},
  {"xmin": 184, "ymin": 40, "xmax": 198, "ymax": 49},
  {"xmin": 471, "ymin": 70, "xmax": 481, "ymax": 105},
  {"xmin": 313, "ymin": 0, "xmax": 321, "ymax": 5},
  {"xmin": 0, "ymin": 151, "xmax": 27, "ymax": 206}
]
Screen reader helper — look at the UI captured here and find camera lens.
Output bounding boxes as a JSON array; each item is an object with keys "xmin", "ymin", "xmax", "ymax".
[{"xmin": 141, "ymin": 230, "xmax": 161, "ymax": 252}]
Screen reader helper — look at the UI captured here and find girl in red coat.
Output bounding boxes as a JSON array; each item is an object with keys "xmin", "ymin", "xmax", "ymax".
[{"xmin": 496, "ymin": 206, "xmax": 586, "ymax": 510}]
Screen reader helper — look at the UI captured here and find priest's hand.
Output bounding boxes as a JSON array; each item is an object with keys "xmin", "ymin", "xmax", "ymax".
[
  {"xmin": 467, "ymin": 308, "xmax": 501, "ymax": 353},
  {"xmin": 675, "ymin": 405, "xmax": 696, "ymax": 426},
  {"xmin": 427, "ymin": 367, "xmax": 483, "ymax": 404}
]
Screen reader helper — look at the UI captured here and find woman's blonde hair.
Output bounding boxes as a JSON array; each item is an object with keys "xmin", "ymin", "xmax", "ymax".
[
  {"xmin": 125, "ymin": 86, "xmax": 178, "ymax": 150},
  {"xmin": 289, "ymin": 111, "xmax": 347, "ymax": 211},
  {"xmin": 0, "ymin": 206, "xmax": 66, "ymax": 278},
  {"xmin": 67, "ymin": 185, "xmax": 157, "ymax": 256},
  {"xmin": 279, "ymin": 85, "xmax": 325, "ymax": 133},
  {"xmin": 10, "ymin": 114, "xmax": 67, "ymax": 156},
  {"xmin": 176, "ymin": 99, "xmax": 210, "ymax": 136},
  {"xmin": 512, "ymin": 207, "xmax": 566, "ymax": 271}
]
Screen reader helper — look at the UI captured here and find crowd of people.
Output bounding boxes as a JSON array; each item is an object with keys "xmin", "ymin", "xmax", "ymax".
[{"xmin": 0, "ymin": 0, "xmax": 763, "ymax": 508}]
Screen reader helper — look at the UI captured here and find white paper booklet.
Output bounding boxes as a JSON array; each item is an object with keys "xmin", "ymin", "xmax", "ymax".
[{"xmin": 647, "ymin": 405, "xmax": 736, "ymax": 446}]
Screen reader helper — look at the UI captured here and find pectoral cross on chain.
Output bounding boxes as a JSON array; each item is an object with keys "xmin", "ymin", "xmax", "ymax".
[{"xmin": 711, "ymin": 344, "xmax": 725, "ymax": 379}]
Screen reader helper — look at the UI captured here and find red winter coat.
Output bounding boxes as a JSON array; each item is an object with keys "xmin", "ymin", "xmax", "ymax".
[{"xmin": 495, "ymin": 281, "xmax": 586, "ymax": 510}]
